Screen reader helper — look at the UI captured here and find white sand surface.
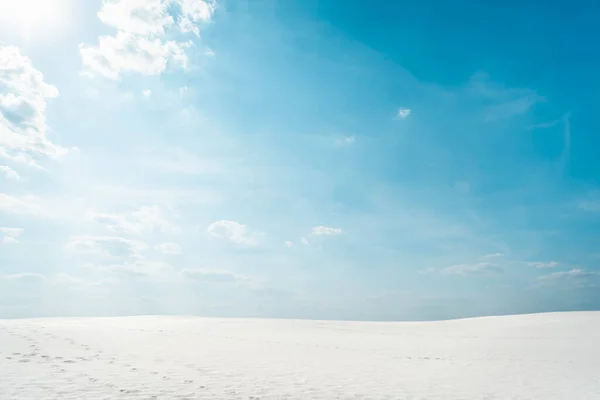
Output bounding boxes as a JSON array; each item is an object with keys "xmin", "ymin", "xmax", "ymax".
[{"xmin": 1, "ymin": 312, "xmax": 599, "ymax": 399}]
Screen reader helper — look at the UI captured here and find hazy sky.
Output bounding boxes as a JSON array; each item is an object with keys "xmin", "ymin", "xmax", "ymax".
[{"xmin": 1, "ymin": 0, "xmax": 599, "ymax": 320}]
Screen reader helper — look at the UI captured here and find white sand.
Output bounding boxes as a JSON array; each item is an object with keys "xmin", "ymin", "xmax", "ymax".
[{"xmin": 1, "ymin": 312, "xmax": 599, "ymax": 399}]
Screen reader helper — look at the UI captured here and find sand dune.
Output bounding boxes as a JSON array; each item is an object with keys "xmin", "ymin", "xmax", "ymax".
[{"xmin": 1, "ymin": 312, "xmax": 599, "ymax": 399}]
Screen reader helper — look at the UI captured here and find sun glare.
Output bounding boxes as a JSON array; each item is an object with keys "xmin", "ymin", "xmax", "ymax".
[{"xmin": 0, "ymin": 0, "xmax": 68, "ymax": 36}]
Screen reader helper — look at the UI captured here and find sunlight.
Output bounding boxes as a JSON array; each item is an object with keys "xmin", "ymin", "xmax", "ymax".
[{"xmin": 0, "ymin": 0, "xmax": 68, "ymax": 36}]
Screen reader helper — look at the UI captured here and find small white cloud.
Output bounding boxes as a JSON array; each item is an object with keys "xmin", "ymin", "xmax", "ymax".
[
  {"xmin": 204, "ymin": 48, "xmax": 215, "ymax": 57},
  {"xmin": 51, "ymin": 273, "xmax": 117, "ymax": 288},
  {"xmin": 66, "ymin": 235, "xmax": 147, "ymax": 259},
  {"xmin": 0, "ymin": 166, "xmax": 20, "ymax": 180},
  {"xmin": 311, "ymin": 226, "xmax": 343, "ymax": 236},
  {"xmin": 0, "ymin": 193, "xmax": 42, "ymax": 215},
  {"xmin": 538, "ymin": 269, "xmax": 598, "ymax": 280},
  {"xmin": 2, "ymin": 272, "xmax": 45, "ymax": 282},
  {"xmin": 0, "ymin": 227, "xmax": 24, "ymax": 244},
  {"xmin": 92, "ymin": 259, "xmax": 174, "ymax": 279},
  {"xmin": 527, "ymin": 261, "xmax": 559, "ymax": 269},
  {"xmin": 482, "ymin": 253, "xmax": 504, "ymax": 259},
  {"xmin": 579, "ymin": 199, "xmax": 600, "ymax": 212},
  {"xmin": 438, "ymin": 262, "xmax": 503, "ymax": 276},
  {"xmin": 454, "ymin": 181, "xmax": 471, "ymax": 194},
  {"xmin": 396, "ymin": 107, "xmax": 411, "ymax": 119},
  {"xmin": 335, "ymin": 136, "xmax": 355, "ymax": 147},
  {"xmin": 207, "ymin": 220, "xmax": 262, "ymax": 245},
  {"xmin": 142, "ymin": 89, "xmax": 152, "ymax": 97},
  {"xmin": 182, "ymin": 268, "xmax": 248, "ymax": 283},
  {"xmin": 87, "ymin": 205, "xmax": 178, "ymax": 234},
  {"xmin": 284, "ymin": 240, "xmax": 294, "ymax": 248},
  {"xmin": 155, "ymin": 242, "xmax": 182, "ymax": 255},
  {"xmin": 300, "ymin": 237, "xmax": 309, "ymax": 245}
]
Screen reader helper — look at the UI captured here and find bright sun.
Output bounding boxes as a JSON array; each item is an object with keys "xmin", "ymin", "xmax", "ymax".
[{"xmin": 0, "ymin": 0, "xmax": 68, "ymax": 36}]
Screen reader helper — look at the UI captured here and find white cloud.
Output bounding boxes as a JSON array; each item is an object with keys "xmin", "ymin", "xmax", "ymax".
[
  {"xmin": 81, "ymin": 0, "xmax": 215, "ymax": 79},
  {"xmin": 207, "ymin": 220, "xmax": 262, "ymax": 245},
  {"xmin": 300, "ymin": 237, "xmax": 309, "ymax": 245},
  {"xmin": 80, "ymin": 32, "xmax": 190, "ymax": 80},
  {"xmin": 284, "ymin": 240, "xmax": 294, "ymax": 248},
  {"xmin": 155, "ymin": 242, "xmax": 182, "ymax": 254},
  {"xmin": 182, "ymin": 268, "xmax": 247, "ymax": 283},
  {"xmin": 84, "ymin": 258, "xmax": 174, "ymax": 279},
  {"xmin": 335, "ymin": 136, "xmax": 355, "ymax": 147},
  {"xmin": 396, "ymin": 107, "xmax": 411, "ymax": 119},
  {"xmin": 311, "ymin": 226, "xmax": 343, "ymax": 236},
  {"xmin": 527, "ymin": 261, "xmax": 559, "ymax": 269},
  {"xmin": 0, "ymin": 193, "xmax": 42, "ymax": 215},
  {"xmin": 437, "ymin": 262, "xmax": 503, "ymax": 276},
  {"xmin": 579, "ymin": 197, "xmax": 600, "ymax": 212},
  {"xmin": 0, "ymin": 227, "xmax": 24, "ymax": 244},
  {"xmin": 0, "ymin": 165, "xmax": 20, "ymax": 180},
  {"xmin": 453, "ymin": 181, "xmax": 471, "ymax": 194},
  {"xmin": 538, "ymin": 269, "xmax": 599, "ymax": 280},
  {"xmin": 177, "ymin": 0, "xmax": 216, "ymax": 35},
  {"xmin": 0, "ymin": 45, "xmax": 67, "ymax": 167},
  {"xmin": 51, "ymin": 273, "xmax": 118, "ymax": 288},
  {"xmin": 1, "ymin": 272, "xmax": 45, "ymax": 282},
  {"xmin": 466, "ymin": 73, "xmax": 544, "ymax": 121},
  {"xmin": 87, "ymin": 205, "xmax": 178, "ymax": 234},
  {"xmin": 142, "ymin": 89, "xmax": 152, "ymax": 97},
  {"xmin": 482, "ymin": 253, "xmax": 504, "ymax": 259},
  {"xmin": 98, "ymin": 0, "xmax": 175, "ymax": 35},
  {"xmin": 152, "ymin": 147, "xmax": 222, "ymax": 175},
  {"xmin": 66, "ymin": 235, "xmax": 147, "ymax": 259}
]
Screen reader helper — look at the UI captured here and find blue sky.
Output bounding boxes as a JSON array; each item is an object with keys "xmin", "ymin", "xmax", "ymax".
[{"xmin": 1, "ymin": 0, "xmax": 599, "ymax": 320}]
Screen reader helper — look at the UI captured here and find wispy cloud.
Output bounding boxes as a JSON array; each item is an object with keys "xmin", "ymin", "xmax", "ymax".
[
  {"xmin": 578, "ymin": 192, "xmax": 600, "ymax": 212},
  {"xmin": 1, "ymin": 272, "xmax": 45, "ymax": 282},
  {"xmin": 396, "ymin": 107, "xmax": 411, "ymax": 119},
  {"xmin": 207, "ymin": 220, "xmax": 263, "ymax": 245},
  {"xmin": 311, "ymin": 226, "xmax": 343, "ymax": 236},
  {"xmin": 527, "ymin": 261, "xmax": 559, "ymax": 269},
  {"xmin": 0, "ymin": 165, "xmax": 20, "ymax": 180},
  {"xmin": 87, "ymin": 206, "xmax": 178, "ymax": 235},
  {"xmin": 155, "ymin": 242, "xmax": 182, "ymax": 255},
  {"xmin": 482, "ymin": 253, "xmax": 504, "ymax": 259},
  {"xmin": 0, "ymin": 227, "xmax": 24, "ymax": 244},
  {"xmin": 466, "ymin": 72, "xmax": 544, "ymax": 121},
  {"xmin": 66, "ymin": 235, "xmax": 147, "ymax": 259},
  {"xmin": 182, "ymin": 268, "xmax": 248, "ymax": 283},
  {"xmin": 335, "ymin": 136, "xmax": 355, "ymax": 147},
  {"xmin": 538, "ymin": 269, "xmax": 599, "ymax": 280},
  {"xmin": 430, "ymin": 262, "xmax": 503, "ymax": 276},
  {"xmin": 51, "ymin": 273, "xmax": 118, "ymax": 288},
  {"xmin": 0, "ymin": 194, "xmax": 43, "ymax": 215}
]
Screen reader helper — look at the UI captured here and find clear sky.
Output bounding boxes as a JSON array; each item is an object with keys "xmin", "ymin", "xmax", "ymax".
[{"xmin": 1, "ymin": 0, "xmax": 599, "ymax": 320}]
